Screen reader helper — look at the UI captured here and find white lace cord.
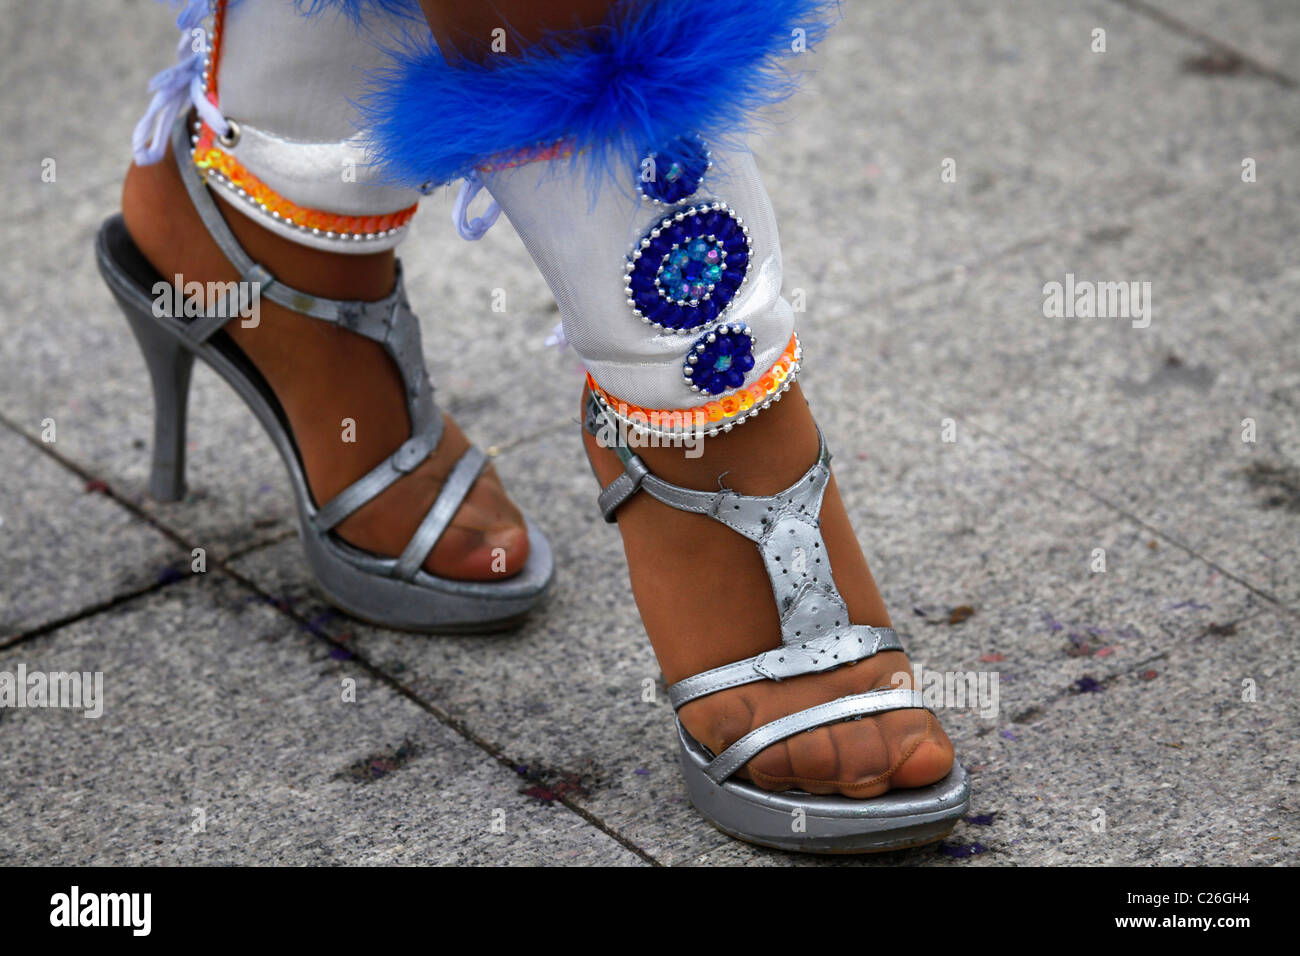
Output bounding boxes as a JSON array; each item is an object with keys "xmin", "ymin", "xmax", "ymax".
[
  {"xmin": 452, "ymin": 170, "xmax": 552, "ymax": 344},
  {"xmin": 452, "ymin": 170, "xmax": 502, "ymax": 240},
  {"xmin": 543, "ymin": 322, "xmax": 568, "ymax": 351},
  {"xmin": 132, "ymin": 0, "xmax": 231, "ymax": 166}
]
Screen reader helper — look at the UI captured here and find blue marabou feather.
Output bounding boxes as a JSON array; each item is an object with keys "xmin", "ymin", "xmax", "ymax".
[{"xmin": 351, "ymin": 0, "xmax": 838, "ymax": 187}]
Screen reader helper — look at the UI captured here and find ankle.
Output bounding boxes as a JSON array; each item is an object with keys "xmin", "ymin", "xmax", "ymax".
[
  {"xmin": 593, "ymin": 381, "xmax": 822, "ymax": 497},
  {"xmin": 583, "ymin": 378, "xmax": 892, "ymax": 637},
  {"xmin": 121, "ymin": 148, "xmax": 395, "ymax": 303},
  {"xmin": 219, "ymin": 191, "xmax": 396, "ymax": 302}
]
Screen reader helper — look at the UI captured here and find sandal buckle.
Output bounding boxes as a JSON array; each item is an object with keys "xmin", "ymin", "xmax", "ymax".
[{"xmin": 391, "ymin": 436, "xmax": 429, "ymax": 474}]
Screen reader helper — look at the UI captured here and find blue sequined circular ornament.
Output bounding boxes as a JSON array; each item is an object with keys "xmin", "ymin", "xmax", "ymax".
[
  {"xmin": 638, "ymin": 134, "xmax": 711, "ymax": 204},
  {"xmin": 683, "ymin": 323, "xmax": 756, "ymax": 395},
  {"xmin": 625, "ymin": 202, "xmax": 751, "ymax": 333}
]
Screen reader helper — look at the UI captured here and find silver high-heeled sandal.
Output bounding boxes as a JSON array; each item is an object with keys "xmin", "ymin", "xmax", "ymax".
[
  {"xmin": 94, "ymin": 117, "xmax": 553, "ymax": 634},
  {"xmin": 584, "ymin": 393, "xmax": 969, "ymax": 853}
]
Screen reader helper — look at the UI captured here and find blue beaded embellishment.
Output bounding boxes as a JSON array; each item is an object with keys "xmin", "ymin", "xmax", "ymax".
[
  {"xmin": 638, "ymin": 134, "xmax": 710, "ymax": 204},
  {"xmin": 625, "ymin": 202, "xmax": 751, "ymax": 333},
  {"xmin": 683, "ymin": 322, "xmax": 756, "ymax": 396}
]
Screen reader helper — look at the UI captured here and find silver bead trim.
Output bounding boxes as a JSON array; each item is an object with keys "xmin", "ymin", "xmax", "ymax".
[
  {"xmin": 202, "ymin": 167, "xmax": 410, "ymax": 244},
  {"xmin": 591, "ymin": 335, "xmax": 802, "ymax": 440}
]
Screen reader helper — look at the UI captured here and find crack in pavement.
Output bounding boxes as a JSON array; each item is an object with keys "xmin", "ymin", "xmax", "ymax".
[{"xmin": 1104, "ymin": 0, "xmax": 1298, "ymax": 88}]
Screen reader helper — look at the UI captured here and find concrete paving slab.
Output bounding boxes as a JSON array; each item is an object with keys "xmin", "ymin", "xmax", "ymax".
[
  {"xmin": 0, "ymin": 427, "xmax": 183, "ymax": 643},
  {"xmin": 922, "ymin": 606, "xmax": 1298, "ymax": 867},
  {"xmin": 0, "ymin": 1, "xmax": 173, "ymax": 221},
  {"xmin": 763, "ymin": 0, "xmax": 1299, "ymax": 309},
  {"xmin": 823, "ymin": 167, "xmax": 1300, "ymax": 610},
  {"xmin": 1123, "ymin": 0, "xmax": 1300, "ymax": 81},
  {"xmin": 0, "ymin": 574, "xmax": 643, "ymax": 865}
]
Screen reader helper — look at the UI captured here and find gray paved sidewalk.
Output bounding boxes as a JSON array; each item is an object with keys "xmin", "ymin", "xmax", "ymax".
[{"xmin": 1, "ymin": 0, "xmax": 1296, "ymax": 865}]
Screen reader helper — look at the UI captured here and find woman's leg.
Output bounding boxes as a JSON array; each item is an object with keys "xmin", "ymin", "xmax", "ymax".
[
  {"xmin": 121, "ymin": 0, "xmax": 529, "ymax": 581},
  {"xmin": 413, "ymin": 0, "xmax": 955, "ymax": 796},
  {"xmin": 418, "ymin": 0, "xmax": 611, "ymax": 59}
]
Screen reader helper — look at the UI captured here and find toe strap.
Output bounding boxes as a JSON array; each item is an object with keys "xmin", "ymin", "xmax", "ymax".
[
  {"xmin": 704, "ymin": 687, "xmax": 926, "ymax": 784},
  {"xmin": 312, "ymin": 419, "xmax": 445, "ymax": 533},
  {"xmin": 392, "ymin": 446, "xmax": 489, "ymax": 581},
  {"xmin": 668, "ymin": 625, "xmax": 904, "ymax": 709}
]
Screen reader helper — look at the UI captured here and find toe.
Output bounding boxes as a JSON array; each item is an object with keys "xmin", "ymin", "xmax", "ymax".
[
  {"xmin": 888, "ymin": 711, "xmax": 955, "ymax": 789},
  {"xmin": 739, "ymin": 702, "xmax": 955, "ymax": 798},
  {"xmin": 425, "ymin": 465, "xmax": 530, "ymax": 580},
  {"xmin": 747, "ymin": 729, "xmax": 842, "ymax": 795}
]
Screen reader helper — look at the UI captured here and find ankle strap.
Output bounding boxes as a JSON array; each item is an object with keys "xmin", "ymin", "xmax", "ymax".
[
  {"xmin": 585, "ymin": 390, "xmax": 833, "ymax": 528},
  {"xmin": 170, "ymin": 117, "xmax": 405, "ymax": 336}
]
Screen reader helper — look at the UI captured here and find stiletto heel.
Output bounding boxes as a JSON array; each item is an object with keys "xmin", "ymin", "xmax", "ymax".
[
  {"xmin": 117, "ymin": 301, "xmax": 195, "ymax": 502},
  {"xmin": 94, "ymin": 116, "xmax": 552, "ymax": 633}
]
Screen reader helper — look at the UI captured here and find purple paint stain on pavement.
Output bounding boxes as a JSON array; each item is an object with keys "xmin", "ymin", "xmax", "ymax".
[
  {"xmin": 965, "ymin": 813, "xmax": 996, "ymax": 826},
  {"xmin": 938, "ymin": 841, "xmax": 988, "ymax": 858},
  {"xmin": 522, "ymin": 778, "xmax": 587, "ymax": 804},
  {"xmin": 1042, "ymin": 612, "xmax": 1063, "ymax": 632},
  {"xmin": 999, "ymin": 730, "xmax": 1019, "ymax": 740},
  {"xmin": 634, "ymin": 768, "xmax": 650, "ymax": 775},
  {"xmin": 329, "ymin": 647, "xmax": 353, "ymax": 661},
  {"xmin": 264, "ymin": 595, "xmax": 293, "ymax": 613},
  {"xmin": 157, "ymin": 565, "xmax": 184, "ymax": 585},
  {"xmin": 1074, "ymin": 676, "xmax": 1103, "ymax": 693},
  {"xmin": 337, "ymin": 741, "xmax": 420, "ymax": 783}
]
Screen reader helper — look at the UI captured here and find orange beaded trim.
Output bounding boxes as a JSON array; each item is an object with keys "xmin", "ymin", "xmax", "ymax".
[
  {"xmin": 191, "ymin": 0, "xmax": 417, "ymax": 241},
  {"xmin": 476, "ymin": 140, "xmax": 575, "ymax": 174},
  {"xmin": 587, "ymin": 333, "xmax": 801, "ymax": 438},
  {"xmin": 192, "ymin": 132, "xmax": 419, "ymax": 237}
]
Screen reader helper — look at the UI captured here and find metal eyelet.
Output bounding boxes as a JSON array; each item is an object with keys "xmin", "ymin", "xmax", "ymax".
[{"xmin": 217, "ymin": 119, "xmax": 241, "ymax": 149}]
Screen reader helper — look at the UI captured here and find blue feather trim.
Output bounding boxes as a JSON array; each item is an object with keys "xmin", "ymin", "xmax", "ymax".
[{"xmin": 355, "ymin": 0, "xmax": 838, "ymax": 188}]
